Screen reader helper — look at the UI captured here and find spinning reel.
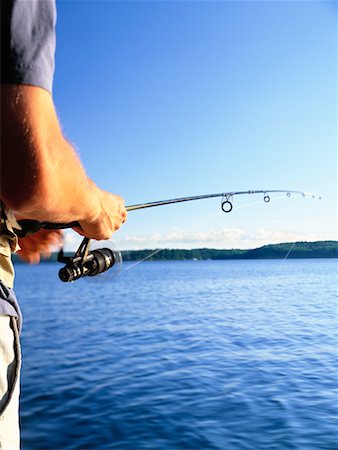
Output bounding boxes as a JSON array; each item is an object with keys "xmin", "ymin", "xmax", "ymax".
[{"xmin": 57, "ymin": 237, "xmax": 121, "ymax": 282}]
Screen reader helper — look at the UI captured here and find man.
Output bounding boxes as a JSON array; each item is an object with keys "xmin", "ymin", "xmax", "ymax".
[{"xmin": 0, "ymin": 1, "xmax": 127, "ymax": 448}]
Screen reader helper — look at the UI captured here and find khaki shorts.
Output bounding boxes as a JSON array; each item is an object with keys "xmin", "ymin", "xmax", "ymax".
[{"xmin": 0, "ymin": 315, "xmax": 21, "ymax": 450}]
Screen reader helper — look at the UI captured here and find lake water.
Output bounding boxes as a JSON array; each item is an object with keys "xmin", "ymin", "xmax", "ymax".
[{"xmin": 14, "ymin": 258, "xmax": 337, "ymax": 450}]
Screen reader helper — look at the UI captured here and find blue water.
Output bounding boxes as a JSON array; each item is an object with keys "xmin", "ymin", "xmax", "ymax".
[{"xmin": 14, "ymin": 259, "xmax": 337, "ymax": 450}]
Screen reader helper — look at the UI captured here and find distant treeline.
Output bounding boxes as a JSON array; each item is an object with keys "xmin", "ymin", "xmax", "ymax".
[
  {"xmin": 12, "ymin": 241, "xmax": 338, "ymax": 263},
  {"xmin": 121, "ymin": 241, "xmax": 338, "ymax": 261}
]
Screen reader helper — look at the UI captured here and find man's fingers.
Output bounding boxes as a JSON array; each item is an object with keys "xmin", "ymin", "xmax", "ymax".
[
  {"xmin": 76, "ymin": 192, "xmax": 127, "ymax": 240},
  {"xmin": 17, "ymin": 229, "xmax": 64, "ymax": 264}
]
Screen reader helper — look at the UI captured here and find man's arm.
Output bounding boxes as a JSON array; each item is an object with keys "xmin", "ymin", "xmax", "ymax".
[{"xmin": 1, "ymin": 84, "xmax": 126, "ymax": 240}]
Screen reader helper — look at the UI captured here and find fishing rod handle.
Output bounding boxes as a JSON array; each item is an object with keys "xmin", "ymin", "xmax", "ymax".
[
  {"xmin": 16, "ymin": 203, "xmax": 136, "ymax": 236},
  {"xmin": 15, "ymin": 219, "xmax": 79, "ymax": 237}
]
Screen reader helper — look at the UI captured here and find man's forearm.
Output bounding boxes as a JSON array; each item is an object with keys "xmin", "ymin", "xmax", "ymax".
[
  {"xmin": 1, "ymin": 85, "xmax": 100, "ymax": 221},
  {"xmin": 1, "ymin": 84, "xmax": 126, "ymax": 240}
]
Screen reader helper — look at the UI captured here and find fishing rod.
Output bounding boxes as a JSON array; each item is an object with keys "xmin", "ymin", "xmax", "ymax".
[
  {"xmin": 15, "ymin": 189, "xmax": 316, "ymax": 235},
  {"xmin": 14, "ymin": 189, "xmax": 320, "ymax": 282}
]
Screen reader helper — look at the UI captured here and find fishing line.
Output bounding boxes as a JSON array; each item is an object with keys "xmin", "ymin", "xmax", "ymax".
[
  {"xmin": 181, "ymin": 195, "xmax": 291, "ymax": 231},
  {"xmin": 118, "ymin": 196, "xmax": 286, "ymax": 272},
  {"xmin": 234, "ymin": 195, "xmax": 285, "ymax": 211},
  {"xmin": 279, "ymin": 241, "xmax": 298, "ymax": 265},
  {"xmin": 283, "ymin": 241, "xmax": 297, "ymax": 260},
  {"xmin": 119, "ymin": 248, "xmax": 164, "ymax": 275}
]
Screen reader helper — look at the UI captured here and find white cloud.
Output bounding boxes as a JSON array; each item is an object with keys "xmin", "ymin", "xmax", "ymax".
[
  {"xmin": 246, "ymin": 228, "xmax": 319, "ymax": 243},
  {"xmin": 120, "ymin": 227, "xmax": 244, "ymax": 244},
  {"xmin": 115, "ymin": 227, "xmax": 334, "ymax": 250}
]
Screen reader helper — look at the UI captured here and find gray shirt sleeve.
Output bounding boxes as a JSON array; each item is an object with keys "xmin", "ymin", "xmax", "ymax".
[{"xmin": 1, "ymin": 0, "xmax": 56, "ymax": 93}]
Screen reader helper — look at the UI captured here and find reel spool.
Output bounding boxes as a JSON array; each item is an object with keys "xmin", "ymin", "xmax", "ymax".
[{"xmin": 87, "ymin": 239, "xmax": 122, "ymax": 282}]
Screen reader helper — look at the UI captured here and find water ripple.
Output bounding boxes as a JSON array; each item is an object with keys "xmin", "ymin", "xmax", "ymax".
[{"xmin": 15, "ymin": 259, "xmax": 337, "ymax": 450}]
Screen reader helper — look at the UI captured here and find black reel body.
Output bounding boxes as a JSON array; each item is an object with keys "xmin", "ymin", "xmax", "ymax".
[
  {"xmin": 57, "ymin": 237, "xmax": 118, "ymax": 282},
  {"xmin": 58, "ymin": 248, "xmax": 116, "ymax": 282}
]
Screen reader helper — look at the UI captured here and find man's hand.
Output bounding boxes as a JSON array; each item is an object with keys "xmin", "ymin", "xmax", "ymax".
[
  {"xmin": 73, "ymin": 190, "xmax": 127, "ymax": 241},
  {"xmin": 17, "ymin": 229, "xmax": 63, "ymax": 264}
]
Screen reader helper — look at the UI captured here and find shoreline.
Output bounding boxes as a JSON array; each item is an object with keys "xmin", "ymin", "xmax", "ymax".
[{"xmin": 12, "ymin": 240, "xmax": 338, "ymax": 263}]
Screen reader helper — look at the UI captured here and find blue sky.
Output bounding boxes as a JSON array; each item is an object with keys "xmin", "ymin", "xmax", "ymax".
[{"xmin": 54, "ymin": 0, "xmax": 337, "ymax": 250}]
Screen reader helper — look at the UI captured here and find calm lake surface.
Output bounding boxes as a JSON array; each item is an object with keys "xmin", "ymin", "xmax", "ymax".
[{"xmin": 14, "ymin": 259, "xmax": 337, "ymax": 450}]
